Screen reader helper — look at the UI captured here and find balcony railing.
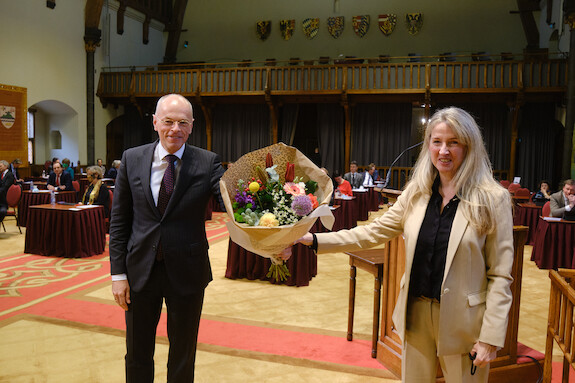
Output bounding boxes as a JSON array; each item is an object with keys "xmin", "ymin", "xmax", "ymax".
[{"xmin": 97, "ymin": 57, "xmax": 568, "ymax": 100}]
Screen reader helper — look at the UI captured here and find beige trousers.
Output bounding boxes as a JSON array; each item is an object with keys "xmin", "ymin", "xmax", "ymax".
[{"xmin": 401, "ymin": 297, "xmax": 490, "ymax": 383}]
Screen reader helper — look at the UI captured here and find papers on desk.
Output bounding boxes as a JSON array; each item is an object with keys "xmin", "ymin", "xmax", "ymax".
[
  {"xmin": 75, "ymin": 205, "xmax": 100, "ymax": 209},
  {"xmin": 352, "ymin": 188, "xmax": 368, "ymax": 192},
  {"xmin": 543, "ymin": 216, "xmax": 562, "ymax": 222},
  {"xmin": 337, "ymin": 195, "xmax": 354, "ymax": 200}
]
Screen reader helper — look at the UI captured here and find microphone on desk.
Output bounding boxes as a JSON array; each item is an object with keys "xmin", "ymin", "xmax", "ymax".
[{"xmin": 382, "ymin": 141, "xmax": 423, "ymax": 188}]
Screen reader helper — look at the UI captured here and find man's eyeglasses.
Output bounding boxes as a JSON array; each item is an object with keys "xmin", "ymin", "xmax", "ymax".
[{"xmin": 160, "ymin": 119, "xmax": 192, "ymax": 129}]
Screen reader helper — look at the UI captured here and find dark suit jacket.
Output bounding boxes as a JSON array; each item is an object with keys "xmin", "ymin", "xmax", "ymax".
[
  {"xmin": 343, "ymin": 172, "xmax": 362, "ymax": 189},
  {"xmin": 109, "ymin": 142, "xmax": 225, "ymax": 295},
  {"xmin": 47, "ymin": 171, "xmax": 73, "ymax": 191},
  {"xmin": 0, "ymin": 170, "xmax": 15, "ymax": 207}
]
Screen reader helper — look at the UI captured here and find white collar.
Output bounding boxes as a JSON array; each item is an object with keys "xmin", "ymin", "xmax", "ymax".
[{"xmin": 156, "ymin": 142, "xmax": 185, "ymax": 162}]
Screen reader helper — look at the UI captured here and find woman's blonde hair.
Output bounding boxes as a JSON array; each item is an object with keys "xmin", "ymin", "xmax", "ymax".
[{"xmin": 404, "ymin": 107, "xmax": 509, "ymax": 235}]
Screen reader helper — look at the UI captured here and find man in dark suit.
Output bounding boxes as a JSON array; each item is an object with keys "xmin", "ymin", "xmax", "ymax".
[
  {"xmin": 550, "ymin": 179, "xmax": 575, "ymax": 220},
  {"xmin": 343, "ymin": 160, "xmax": 362, "ymax": 189},
  {"xmin": 47, "ymin": 162, "xmax": 73, "ymax": 192},
  {"xmin": 110, "ymin": 94, "xmax": 224, "ymax": 382},
  {"xmin": 0, "ymin": 160, "xmax": 15, "ymax": 223}
]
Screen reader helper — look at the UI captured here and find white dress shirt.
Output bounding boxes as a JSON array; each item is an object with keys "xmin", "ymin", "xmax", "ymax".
[{"xmin": 362, "ymin": 172, "xmax": 373, "ymax": 186}]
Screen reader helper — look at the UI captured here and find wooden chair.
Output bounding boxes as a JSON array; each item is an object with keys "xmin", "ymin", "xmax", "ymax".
[
  {"xmin": 2, "ymin": 184, "xmax": 22, "ymax": 234},
  {"xmin": 500, "ymin": 180, "xmax": 510, "ymax": 189},
  {"xmin": 513, "ymin": 187, "xmax": 531, "ymax": 203}
]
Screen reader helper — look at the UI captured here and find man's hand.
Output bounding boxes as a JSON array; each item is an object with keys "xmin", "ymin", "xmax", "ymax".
[
  {"xmin": 47, "ymin": 184, "xmax": 56, "ymax": 191},
  {"xmin": 112, "ymin": 280, "xmax": 131, "ymax": 311},
  {"xmin": 470, "ymin": 341, "xmax": 497, "ymax": 368}
]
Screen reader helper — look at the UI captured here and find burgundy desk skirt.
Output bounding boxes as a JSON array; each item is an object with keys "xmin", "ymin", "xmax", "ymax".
[
  {"xmin": 19, "ymin": 191, "xmax": 77, "ymax": 227},
  {"xmin": 334, "ymin": 198, "xmax": 358, "ymax": 230},
  {"xmin": 531, "ymin": 217, "xmax": 575, "ymax": 269},
  {"xmin": 353, "ymin": 190, "xmax": 370, "ymax": 221},
  {"xmin": 512, "ymin": 204, "xmax": 542, "ymax": 245},
  {"xmin": 25, "ymin": 204, "xmax": 106, "ymax": 258},
  {"xmin": 225, "ymin": 239, "xmax": 317, "ymax": 286},
  {"xmin": 367, "ymin": 187, "xmax": 380, "ymax": 212}
]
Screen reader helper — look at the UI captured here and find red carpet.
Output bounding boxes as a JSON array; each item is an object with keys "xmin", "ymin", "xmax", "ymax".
[{"xmin": 0, "ymin": 211, "xmax": 570, "ymax": 380}]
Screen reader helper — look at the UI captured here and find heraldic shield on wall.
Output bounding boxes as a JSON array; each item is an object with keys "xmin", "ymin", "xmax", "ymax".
[
  {"xmin": 280, "ymin": 19, "xmax": 295, "ymax": 41},
  {"xmin": 352, "ymin": 15, "xmax": 370, "ymax": 38},
  {"xmin": 302, "ymin": 18, "xmax": 320, "ymax": 39},
  {"xmin": 378, "ymin": 14, "xmax": 397, "ymax": 36},
  {"xmin": 256, "ymin": 20, "xmax": 271, "ymax": 41},
  {"xmin": 0, "ymin": 106, "xmax": 15, "ymax": 129},
  {"xmin": 327, "ymin": 16, "xmax": 344, "ymax": 39},
  {"xmin": 405, "ymin": 13, "xmax": 423, "ymax": 35}
]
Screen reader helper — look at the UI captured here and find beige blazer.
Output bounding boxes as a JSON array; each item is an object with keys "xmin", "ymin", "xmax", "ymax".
[{"xmin": 316, "ymin": 188, "xmax": 514, "ymax": 355}]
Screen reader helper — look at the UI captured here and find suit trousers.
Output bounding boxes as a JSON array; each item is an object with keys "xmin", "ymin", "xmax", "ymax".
[
  {"xmin": 402, "ymin": 297, "xmax": 489, "ymax": 383},
  {"xmin": 125, "ymin": 260, "xmax": 205, "ymax": 383}
]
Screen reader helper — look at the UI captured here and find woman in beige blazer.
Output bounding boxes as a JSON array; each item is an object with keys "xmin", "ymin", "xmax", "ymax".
[{"xmin": 294, "ymin": 107, "xmax": 514, "ymax": 382}]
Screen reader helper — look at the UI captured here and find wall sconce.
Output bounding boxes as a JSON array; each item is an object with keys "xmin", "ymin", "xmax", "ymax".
[
  {"xmin": 183, "ymin": 41, "xmax": 189, "ymax": 48},
  {"xmin": 46, "ymin": 0, "xmax": 56, "ymax": 9}
]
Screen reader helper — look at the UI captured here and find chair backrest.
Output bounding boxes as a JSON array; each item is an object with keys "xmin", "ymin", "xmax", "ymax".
[
  {"xmin": 72, "ymin": 180, "xmax": 80, "ymax": 192},
  {"xmin": 514, "ymin": 187, "xmax": 530, "ymax": 198},
  {"xmin": 500, "ymin": 180, "xmax": 510, "ymax": 189},
  {"xmin": 542, "ymin": 201, "xmax": 551, "ymax": 217},
  {"xmin": 6, "ymin": 184, "xmax": 21, "ymax": 207},
  {"xmin": 508, "ymin": 183, "xmax": 521, "ymax": 194}
]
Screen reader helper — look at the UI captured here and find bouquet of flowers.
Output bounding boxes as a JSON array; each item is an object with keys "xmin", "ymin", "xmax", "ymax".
[{"xmin": 220, "ymin": 143, "xmax": 334, "ymax": 281}]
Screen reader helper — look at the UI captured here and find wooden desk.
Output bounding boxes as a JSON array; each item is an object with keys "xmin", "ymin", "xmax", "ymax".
[
  {"xmin": 334, "ymin": 197, "xmax": 357, "ymax": 229},
  {"xmin": 344, "ymin": 248, "xmax": 388, "ymax": 358},
  {"xmin": 24, "ymin": 203, "xmax": 106, "ymax": 258},
  {"xmin": 352, "ymin": 189, "xmax": 370, "ymax": 221}
]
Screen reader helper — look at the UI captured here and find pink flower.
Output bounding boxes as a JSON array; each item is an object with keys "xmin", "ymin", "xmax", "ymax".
[{"xmin": 283, "ymin": 182, "xmax": 305, "ymax": 196}]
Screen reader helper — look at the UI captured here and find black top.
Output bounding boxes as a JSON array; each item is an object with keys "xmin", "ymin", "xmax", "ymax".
[
  {"xmin": 83, "ymin": 183, "xmax": 110, "ymax": 217},
  {"xmin": 409, "ymin": 178, "xmax": 460, "ymax": 301}
]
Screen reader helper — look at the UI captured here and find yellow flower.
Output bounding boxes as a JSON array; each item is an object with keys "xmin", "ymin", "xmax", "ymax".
[
  {"xmin": 249, "ymin": 181, "xmax": 260, "ymax": 193},
  {"xmin": 259, "ymin": 213, "xmax": 279, "ymax": 227}
]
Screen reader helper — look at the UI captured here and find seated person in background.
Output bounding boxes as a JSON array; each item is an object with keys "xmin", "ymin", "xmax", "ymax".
[
  {"xmin": 344, "ymin": 160, "xmax": 363, "ymax": 189},
  {"xmin": 105, "ymin": 160, "xmax": 121, "ymax": 179},
  {"xmin": 47, "ymin": 162, "xmax": 73, "ymax": 192},
  {"xmin": 0, "ymin": 160, "xmax": 15, "ymax": 224},
  {"xmin": 362, "ymin": 164, "xmax": 376, "ymax": 187},
  {"xmin": 97, "ymin": 158, "xmax": 106, "ymax": 175},
  {"xmin": 368, "ymin": 162, "xmax": 379, "ymax": 181},
  {"xmin": 9, "ymin": 158, "xmax": 23, "ymax": 184},
  {"xmin": 81, "ymin": 165, "xmax": 110, "ymax": 217},
  {"xmin": 532, "ymin": 180, "xmax": 552, "ymax": 206},
  {"xmin": 550, "ymin": 179, "xmax": 575, "ymax": 220},
  {"xmin": 333, "ymin": 171, "xmax": 353, "ymax": 197},
  {"xmin": 62, "ymin": 158, "xmax": 74, "ymax": 180}
]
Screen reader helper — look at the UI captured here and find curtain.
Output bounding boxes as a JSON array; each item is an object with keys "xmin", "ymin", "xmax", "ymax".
[
  {"xmin": 212, "ymin": 104, "xmax": 271, "ymax": 162},
  {"xmin": 317, "ymin": 104, "xmax": 345, "ymax": 176},
  {"xmin": 351, "ymin": 103, "xmax": 413, "ymax": 168},
  {"xmin": 516, "ymin": 103, "xmax": 561, "ymax": 190},
  {"xmin": 187, "ymin": 104, "xmax": 207, "ymax": 149},
  {"xmin": 279, "ymin": 104, "xmax": 299, "ymax": 145}
]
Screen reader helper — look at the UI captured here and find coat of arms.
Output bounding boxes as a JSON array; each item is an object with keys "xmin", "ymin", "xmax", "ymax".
[
  {"xmin": 327, "ymin": 16, "xmax": 344, "ymax": 39},
  {"xmin": 0, "ymin": 106, "xmax": 15, "ymax": 129},
  {"xmin": 256, "ymin": 20, "xmax": 271, "ymax": 41},
  {"xmin": 405, "ymin": 13, "xmax": 423, "ymax": 35},
  {"xmin": 378, "ymin": 14, "xmax": 397, "ymax": 36},
  {"xmin": 280, "ymin": 19, "xmax": 295, "ymax": 41},
  {"xmin": 302, "ymin": 18, "xmax": 320, "ymax": 39},
  {"xmin": 352, "ymin": 15, "xmax": 370, "ymax": 38}
]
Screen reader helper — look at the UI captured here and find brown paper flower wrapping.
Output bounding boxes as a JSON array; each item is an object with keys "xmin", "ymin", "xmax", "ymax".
[{"xmin": 220, "ymin": 142, "xmax": 334, "ymax": 259}]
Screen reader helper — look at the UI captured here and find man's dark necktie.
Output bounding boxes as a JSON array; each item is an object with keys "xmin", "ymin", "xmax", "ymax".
[
  {"xmin": 156, "ymin": 154, "xmax": 177, "ymax": 261},
  {"xmin": 157, "ymin": 154, "xmax": 177, "ymax": 215}
]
